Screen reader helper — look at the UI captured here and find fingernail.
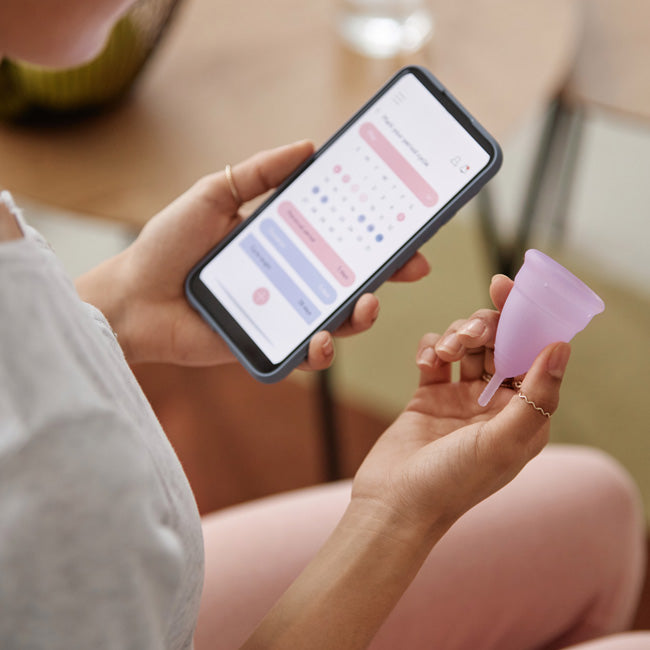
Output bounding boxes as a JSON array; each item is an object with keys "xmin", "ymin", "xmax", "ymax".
[
  {"xmin": 417, "ymin": 347, "xmax": 437, "ymax": 368},
  {"xmin": 321, "ymin": 336, "xmax": 333, "ymax": 357},
  {"xmin": 547, "ymin": 343, "xmax": 570, "ymax": 378},
  {"xmin": 459, "ymin": 319, "xmax": 486, "ymax": 338},
  {"xmin": 371, "ymin": 302, "xmax": 380, "ymax": 323},
  {"xmin": 437, "ymin": 333, "xmax": 461, "ymax": 354}
]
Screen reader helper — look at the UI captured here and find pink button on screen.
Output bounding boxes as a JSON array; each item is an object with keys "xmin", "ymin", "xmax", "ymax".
[{"xmin": 253, "ymin": 287, "xmax": 270, "ymax": 305}]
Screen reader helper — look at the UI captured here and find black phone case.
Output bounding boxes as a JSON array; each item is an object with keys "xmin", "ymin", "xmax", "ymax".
[{"xmin": 185, "ymin": 65, "xmax": 503, "ymax": 383}]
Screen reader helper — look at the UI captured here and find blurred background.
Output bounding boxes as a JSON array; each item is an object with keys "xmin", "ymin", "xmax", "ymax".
[{"xmin": 1, "ymin": 0, "xmax": 649, "ymax": 622}]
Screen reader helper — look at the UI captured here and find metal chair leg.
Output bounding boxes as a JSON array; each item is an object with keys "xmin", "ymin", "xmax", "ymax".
[
  {"xmin": 477, "ymin": 98, "xmax": 569, "ymax": 278},
  {"xmin": 317, "ymin": 367, "xmax": 341, "ymax": 482},
  {"xmin": 509, "ymin": 97, "xmax": 566, "ymax": 274},
  {"xmin": 548, "ymin": 106, "xmax": 586, "ymax": 246},
  {"xmin": 477, "ymin": 187, "xmax": 510, "ymax": 276}
]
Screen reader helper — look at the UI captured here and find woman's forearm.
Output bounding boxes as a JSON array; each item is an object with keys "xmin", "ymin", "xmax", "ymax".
[
  {"xmin": 241, "ymin": 499, "xmax": 446, "ymax": 650},
  {"xmin": 75, "ymin": 251, "xmax": 136, "ymax": 361}
]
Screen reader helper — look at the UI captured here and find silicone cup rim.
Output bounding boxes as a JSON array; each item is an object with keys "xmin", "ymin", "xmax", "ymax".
[{"xmin": 520, "ymin": 249, "xmax": 605, "ymax": 318}]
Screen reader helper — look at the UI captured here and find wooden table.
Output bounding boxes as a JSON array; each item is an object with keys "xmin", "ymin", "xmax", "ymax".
[
  {"xmin": 0, "ymin": 0, "xmax": 578, "ymax": 228},
  {"xmin": 0, "ymin": 0, "xmax": 580, "ymax": 504}
]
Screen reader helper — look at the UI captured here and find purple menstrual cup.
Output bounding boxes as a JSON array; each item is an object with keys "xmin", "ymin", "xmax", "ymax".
[{"xmin": 478, "ymin": 249, "xmax": 605, "ymax": 407}]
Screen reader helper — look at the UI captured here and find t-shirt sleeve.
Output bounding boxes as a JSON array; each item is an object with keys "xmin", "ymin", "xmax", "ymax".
[{"xmin": 0, "ymin": 217, "xmax": 185, "ymax": 648}]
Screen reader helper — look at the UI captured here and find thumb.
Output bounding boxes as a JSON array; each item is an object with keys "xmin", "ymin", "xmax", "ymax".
[{"xmin": 482, "ymin": 341, "xmax": 571, "ymax": 460}]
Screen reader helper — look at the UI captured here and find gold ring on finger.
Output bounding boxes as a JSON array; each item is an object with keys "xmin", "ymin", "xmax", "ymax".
[{"xmin": 225, "ymin": 164, "xmax": 242, "ymax": 206}]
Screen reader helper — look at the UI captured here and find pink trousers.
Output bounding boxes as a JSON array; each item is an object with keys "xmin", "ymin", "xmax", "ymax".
[{"xmin": 196, "ymin": 445, "xmax": 648, "ymax": 649}]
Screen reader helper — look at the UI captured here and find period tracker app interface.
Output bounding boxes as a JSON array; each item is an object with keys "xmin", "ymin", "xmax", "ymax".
[{"xmin": 199, "ymin": 72, "xmax": 490, "ymax": 363}]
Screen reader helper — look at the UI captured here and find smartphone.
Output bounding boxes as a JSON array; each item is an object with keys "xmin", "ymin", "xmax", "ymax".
[{"xmin": 186, "ymin": 66, "xmax": 502, "ymax": 382}]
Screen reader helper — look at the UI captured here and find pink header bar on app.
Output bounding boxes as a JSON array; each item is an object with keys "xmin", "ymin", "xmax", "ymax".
[{"xmin": 360, "ymin": 122, "xmax": 438, "ymax": 208}]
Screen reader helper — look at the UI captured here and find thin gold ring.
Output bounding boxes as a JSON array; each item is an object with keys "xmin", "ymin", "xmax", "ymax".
[
  {"xmin": 517, "ymin": 392, "xmax": 551, "ymax": 418},
  {"xmin": 481, "ymin": 371, "xmax": 522, "ymax": 390},
  {"xmin": 482, "ymin": 372, "xmax": 550, "ymax": 417},
  {"xmin": 225, "ymin": 164, "xmax": 242, "ymax": 206}
]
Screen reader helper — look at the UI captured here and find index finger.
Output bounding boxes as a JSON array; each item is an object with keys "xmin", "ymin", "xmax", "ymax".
[
  {"xmin": 489, "ymin": 274, "xmax": 514, "ymax": 312},
  {"xmin": 224, "ymin": 140, "xmax": 315, "ymax": 210},
  {"xmin": 388, "ymin": 252, "xmax": 431, "ymax": 283}
]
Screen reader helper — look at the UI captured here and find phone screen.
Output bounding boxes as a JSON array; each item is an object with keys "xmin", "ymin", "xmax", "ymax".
[{"xmin": 188, "ymin": 68, "xmax": 500, "ymax": 379}]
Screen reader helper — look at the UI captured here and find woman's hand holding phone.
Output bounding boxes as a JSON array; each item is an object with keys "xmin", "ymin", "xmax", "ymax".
[
  {"xmin": 75, "ymin": 140, "xmax": 430, "ymax": 370},
  {"xmin": 186, "ymin": 68, "xmax": 501, "ymax": 382}
]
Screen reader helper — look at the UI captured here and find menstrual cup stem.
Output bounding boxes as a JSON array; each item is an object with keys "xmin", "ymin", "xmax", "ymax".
[{"xmin": 478, "ymin": 373, "xmax": 506, "ymax": 407}]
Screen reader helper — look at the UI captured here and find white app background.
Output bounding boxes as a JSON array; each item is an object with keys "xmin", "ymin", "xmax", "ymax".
[{"xmin": 200, "ymin": 73, "xmax": 490, "ymax": 363}]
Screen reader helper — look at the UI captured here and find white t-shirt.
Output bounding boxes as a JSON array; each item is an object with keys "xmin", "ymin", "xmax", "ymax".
[{"xmin": 0, "ymin": 192, "xmax": 204, "ymax": 649}]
